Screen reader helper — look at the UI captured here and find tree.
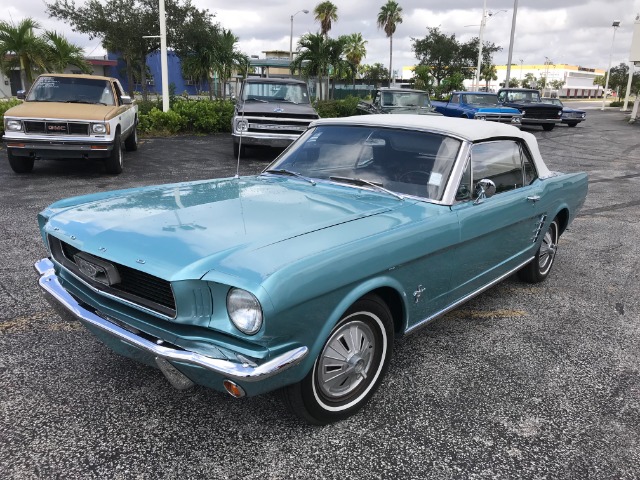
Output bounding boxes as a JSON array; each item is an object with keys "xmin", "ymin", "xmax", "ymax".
[
  {"xmin": 292, "ymin": 32, "xmax": 329, "ymax": 100},
  {"xmin": 314, "ymin": 1, "xmax": 338, "ymax": 38},
  {"xmin": 0, "ymin": 18, "xmax": 48, "ymax": 90},
  {"xmin": 480, "ymin": 63, "xmax": 497, "ymax": 90},
  {"xmin": 360, "ymin": 62, "xmax": 389, "ymax": 88},
  {"xmin": 411, "ymin": 65, "xmax": 434, "ymax": 93},
  {"xmin": 550, "ymin": 79, "xmax": 565, "ymax": 91},
  {"xmin": 522, "ymin": 73, "xmax": 536, "ymax": 89},
  {"xmin": 507, "ymin": 78, "xmax": 520, "ymax": 88},
  {"xmin": 412, "ymin": 27, "xmax": 460, "ymax": 86},
  {"xmin": 377, "ymin": 0, "xmax": 403, "ymax": 84},
  {"xmin": 213, "ymin": 29, "xmax": 246, "ymax": 99},
  {"xmin": 607, "ymin": 63, "xmax": 640, "ymax": 97},
  {"xmin": 47, "ymin": 0, "xmax": 215, "ymax": 98},
  {"xmin": 43, "ymin": 30, "xmax": 91, "ymax": 73},
  {"xmin": 343, "ymin": 33, "xmax": 367, "ymax": 90}
]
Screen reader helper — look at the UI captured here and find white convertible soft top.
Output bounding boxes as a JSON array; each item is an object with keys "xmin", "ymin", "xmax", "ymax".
[{"xmin": 311, "ymin": 114, "xmax": 551, "ymax": 177}]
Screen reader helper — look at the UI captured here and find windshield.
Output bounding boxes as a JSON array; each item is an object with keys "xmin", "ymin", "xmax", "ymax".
[
  {"xmin": 506, "ymin": 91, "xmax": 541, "ymax": 103},
  {"xmin": 463, "ymin": 94, "xmax": 499, "ymax": 105},
  {"xmin": 242, "ymin": 82, "xmax": 310, "ymax": 104},
  {"xmin": 542, "ymin": 98, "xmax": 563, "ymax": 106},
  {"xmin": 26, "ymin": 76, "xmax": 115, "ymax": 105},
  {"xmin": 381, "ymin": 91, "xmax": 431, "ymax": 108},
  {"xmin": 266, "ymin": 125, "xmax": 461, "ymax": 201}
]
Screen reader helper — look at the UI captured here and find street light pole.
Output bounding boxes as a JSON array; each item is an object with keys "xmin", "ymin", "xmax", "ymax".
[
  {"xmin": 475, "ymin": 0, "xmax": 487, "ymax": 90},
  {"xmin": 290, "ymin": 9, "xmax": 309, "ymax": 61},
  {"xmin": 601, "ymin": 20, "xmax": 621, "ymax": 111},
  {"xmin": 504, "ymin": 0, "xmax": 519, "ymax": 88},
  {"xmin": 142, "ymin": 0, "xmax": 169, "ymax": 112}
]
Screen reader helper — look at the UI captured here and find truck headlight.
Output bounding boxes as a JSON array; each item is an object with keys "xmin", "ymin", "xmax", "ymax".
[
  {"xmin": 511, "ymin": 117, "xmax": 521, "ymax": 124},
  {"xmin": 557, "ymin": 110, "xmax": 562, "ymax": 116},
  {"xmin": 227, "ymin": 288, "xmax": 263, "ymax": 335},
  {"xmin": 91, "ymin": 123, "xmax": 108, "ymax": 134},
  {"xmin": 475, "ymin": 115, "xmax": 486, "ymax": 121},
  {"xmin": 5, "ymin": 119, "xmax": 23, "ymax": 132},
  {"xmin": 235, "ymin": 119, "xmax": 248, "ymax": 133}
]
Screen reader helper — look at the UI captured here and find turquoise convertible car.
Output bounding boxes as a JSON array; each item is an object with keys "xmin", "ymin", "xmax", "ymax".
[{"xmin": 35, "ymin": 115, "xmax": 588, "ymax": 424}]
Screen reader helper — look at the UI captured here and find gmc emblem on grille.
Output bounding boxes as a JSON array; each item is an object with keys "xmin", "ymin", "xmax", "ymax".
[{"xmin": 48, "ymin": 125, "xmax": 67, "ymax": 132}]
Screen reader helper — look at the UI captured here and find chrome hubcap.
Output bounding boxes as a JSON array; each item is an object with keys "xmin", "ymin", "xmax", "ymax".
[
  {"xmin": 317, "ymin": 320, "xmax": 375, "ymax": 399},
  {"xmin": 538, "ymin": 224, "xmax": 557, "ymax": 273}
]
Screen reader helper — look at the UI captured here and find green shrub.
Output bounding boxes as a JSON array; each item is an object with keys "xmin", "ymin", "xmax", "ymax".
[
  {"xmin": 0, "ymin": 98, "xmax": 24, "ymax": 136},
  {"xmin": 140, "ymin": 107, "xmax": 186, "ymax": 135},
  {"xmin": 136, "ymin": 98, "xmax": 163, "ymax": 115},
  {"xmin": 172, "ymin": 99, "xmax": 234, "ymax": 133},
  {"xmin": 314, "ymin": 96, "xmax": 362, "ymax": 118},
  {"xmin": 609, "ymin": 100, "xmax": 623, "ymax": 107}
]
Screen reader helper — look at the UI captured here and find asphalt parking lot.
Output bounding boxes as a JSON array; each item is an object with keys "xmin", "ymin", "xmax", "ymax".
[{"xmin": 1, "ymin": 107, "xmax": 639, "ymax": 479}]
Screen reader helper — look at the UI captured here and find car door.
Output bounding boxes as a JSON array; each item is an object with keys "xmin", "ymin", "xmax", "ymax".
[
  {"xmin": 449, "ymin": 140, "xmax": 543, "ymax": 299},
  {"xmin": 113, "ymin": 80, "xmax": 135, "ymax": 134}
]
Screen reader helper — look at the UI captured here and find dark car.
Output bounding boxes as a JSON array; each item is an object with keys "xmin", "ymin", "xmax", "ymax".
[
  {"xmin": 542, "ymin": 98, "xmax": 586, "ymax": 127},
  {"xmin": 497, "ymin": 88, "xmax": 563, "ymax": 131}
]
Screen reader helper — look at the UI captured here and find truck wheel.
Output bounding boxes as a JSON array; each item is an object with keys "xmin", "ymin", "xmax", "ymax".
[
  {"xmin": 8, "ymin": 150, "xmax": 34, "ymax": 173},
  {"xmin": 105, "ymin": 132, "xmax": 123, "ymax": 174},
  {"xmin": 542, "ymin": 124, "xmax": 555, "ymax": 131},
  {"xmin": 124, "ymin": 122, "xmax": 138, "ymax": 151}
]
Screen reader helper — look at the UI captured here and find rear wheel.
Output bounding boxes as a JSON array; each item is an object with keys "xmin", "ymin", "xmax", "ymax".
[
  {"xmin": 104, "ymin": 132, "xmax": 123, "ymax": 174},
  {"xmin": 518, "ymin": 219, "xmax": 559, "ymax": 283},
  {"xmin": 281, "ymin": 295, "xmax": 394, "ymax": 425},
  {"xmin": 7, "ymin": 150, "xmax": 34, "ymax": 173},
  {"xmin": 124, "ymin": 122, "xmax": 138, "ymax": 151},
  {"xmin": 542, "ymin": 124, "xmax": 555, "ymax": 131}
]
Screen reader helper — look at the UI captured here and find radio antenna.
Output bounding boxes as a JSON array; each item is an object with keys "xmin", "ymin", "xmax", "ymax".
[{"xmin": 235, "ymin": 59, "xmax": 251, "ymax": 179}]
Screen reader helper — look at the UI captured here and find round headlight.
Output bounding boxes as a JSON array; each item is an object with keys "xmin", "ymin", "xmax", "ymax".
[
  {"xmin": 227, "ymin": 288, "xmax": 263, "ymax": 335},
  {"xmin": 512, "ymin": 116, "xmax": 521, "ymax": 124},
  {"xmin": 476, "ymin": 115, "xmax": 486, "ymax": 121},
  {"xmin": 521, "ymin": 110, "xmax": 526, "ymax": 116},
  {"xmin": 557, "ymin": 110, "xmax": 562, "ymax": 116},
  {"xmin": 235, "ymin": 119, "xmax": 248, "ymax": 133},
  {"xmin": 92, "ymin": 123, "xmax": 107, "ymax": 134}
]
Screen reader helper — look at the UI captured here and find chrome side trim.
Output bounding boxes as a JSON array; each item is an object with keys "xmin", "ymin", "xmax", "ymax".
[
  {"xmin": 35, "ymin": 258, "xmax": 308, "ymax": 382},
  {"xmin": 405, "ymin": 256, "xmax": 534, "ymax": 334}
]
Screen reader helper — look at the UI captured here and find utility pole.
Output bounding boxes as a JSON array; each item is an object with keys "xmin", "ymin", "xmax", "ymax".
[{"xmin": 504, "ymin": 0, "xmax": 519, "ymax": 88}]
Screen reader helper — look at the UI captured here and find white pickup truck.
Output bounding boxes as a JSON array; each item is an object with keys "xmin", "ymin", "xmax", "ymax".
[{"xmin": 3, "ymin": 74, "xmax": 138, "ymax": 174}]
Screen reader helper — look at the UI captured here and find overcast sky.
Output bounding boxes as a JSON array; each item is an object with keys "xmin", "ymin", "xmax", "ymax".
[{"xmin": 3, "ymin": 0, "xmax": 640, "ymax": 73}]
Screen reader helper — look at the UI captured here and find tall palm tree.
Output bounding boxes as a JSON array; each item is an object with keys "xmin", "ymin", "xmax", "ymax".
[
  {"xmin": 44, "ymin": 31, "xmax": 91, "ymax": 74},
  {"xmin": 377, "ymin": 0, "xmax": 403, "ymax": 85},
  {"xmin": 292, "ymin": 32, "xmax": 329, "ymax": 101},
  {"xmin": 314, "ymin": 1, "xmax": 338, "ymax": 38},
  {"xmin": 343, "ymin": 33, "xmax": 367, "ymax": 90},
  {"xmin": 213, "ymin": 29, "xmax": 246, "ymax": 99},
  {"xmin": 0, "ymin": 18, "xmax": 48, "ymax": 91}
]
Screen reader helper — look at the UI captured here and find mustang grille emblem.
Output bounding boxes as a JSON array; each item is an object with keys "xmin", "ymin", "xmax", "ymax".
[{"xmin": 73, "ymin": 252, "xmax": 121, "ymax": 286}]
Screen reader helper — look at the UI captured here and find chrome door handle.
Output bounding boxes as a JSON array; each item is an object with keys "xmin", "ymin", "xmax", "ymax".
[{"xmin": 527, "ymin": 195, "xmax": 540, "ymax": 203}]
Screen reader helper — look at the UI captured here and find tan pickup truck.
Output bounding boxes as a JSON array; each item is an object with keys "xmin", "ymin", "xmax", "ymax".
[{"xmin": 3, "ymin": 74, "xmax": 138, "ymax": 174}]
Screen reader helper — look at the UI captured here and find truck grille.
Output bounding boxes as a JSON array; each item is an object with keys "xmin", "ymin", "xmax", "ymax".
[
  {"xmin": 247, "ymin": 117, "xmax": 314, "ymax": 136},
  {"xmin": 483, "ymin": 114, "xmax": 519, "ymax": 123},
  {"xmin": 48, "ymin": 236, "xmax": 176, "ymax": 317},
  {"xmin": 523, "ymin": 109, "xmax": 560, "ymax": 120},
  {"xmin": 24, "ymin": 121, "xmax": 90, "ymax": 136}
]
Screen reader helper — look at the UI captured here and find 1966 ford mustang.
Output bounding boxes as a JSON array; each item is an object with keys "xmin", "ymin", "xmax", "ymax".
[{"xmin": 35, "ymin": 115, "xmax": 588, "ymax": 424}]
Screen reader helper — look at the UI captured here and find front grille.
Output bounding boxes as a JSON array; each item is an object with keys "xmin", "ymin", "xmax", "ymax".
[
  {"xmin": 483, "ymin": 114, "xmax": 518, "ymax": 123},
  {"xmin": 247, "ymin": 117, "xmax": 313, "ymax": 136},
  {"xmin": 523, "ymin": 109, "xmax": 560, "ymax": 120},
  {"xmin": 24, "ymin": 120, "xmax": 90, "ymax": 135},
  {"xmin": 51, "ymin": 236, "xmax": 176, "ymax": 317},
  {"xmin": 243, "ymin": 112, "xmax": 318, "ymax": 120}
]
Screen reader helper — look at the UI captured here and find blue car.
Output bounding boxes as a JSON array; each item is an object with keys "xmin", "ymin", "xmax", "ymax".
[
  {"xmin": 35, "ymin": 115, "xmax": 588, "ymax": 424},
  {"xmin": 432, "ymin": 91, "xmax": 522, "ymax": 125},
  {"xmin": 542, "ymin": 97, "xmax": 586, "ymax": 127}
]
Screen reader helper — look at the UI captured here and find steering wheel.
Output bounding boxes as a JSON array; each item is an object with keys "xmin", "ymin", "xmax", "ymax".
[{"xmin": 397, "ymin": 171, "xmax": 431, "ymax": 184}]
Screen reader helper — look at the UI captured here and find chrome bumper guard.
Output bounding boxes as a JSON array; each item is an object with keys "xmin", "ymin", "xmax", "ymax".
[{"xmin": 35, "ymin": 258, "xmax": 308, "ymax": 383}]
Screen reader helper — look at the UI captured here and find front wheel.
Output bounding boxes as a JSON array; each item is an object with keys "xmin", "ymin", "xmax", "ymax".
[
  {"xmin": 567, "ymin": 122, "xmax": 578, "ymax": 128},
  {"xmin": 281, "ymin": 295, "xmax": 394, "ymax": 425},
  {"xmin": 542, "ymin": 124, "xmax": 555, "ymax": 131},
  {"xmin": 104, "ymin": 132, "xmax": 123, "ymax": 174},
  {"xmin": 8, "ymin": 150, "xmax": 34, "ymax": 173},
  {"xmin": 518, "ymin": 219, "xmax": 559, "ymax": 283}
]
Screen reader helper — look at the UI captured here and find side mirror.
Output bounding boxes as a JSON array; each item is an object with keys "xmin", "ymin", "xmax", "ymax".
[
  {"xmin": 16, "ymin": 90, "xmax": 26, "ymax": 100},
  {"xmin": 120, "ymin": 95, "xmax": 132, "ymax": 105},
  {"xmin": 474, "ymin": 178, "xmax": 496, "ymax": 204}
]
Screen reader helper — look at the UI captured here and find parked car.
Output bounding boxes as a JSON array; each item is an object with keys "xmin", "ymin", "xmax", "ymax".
[
  {"xmin": 358, "ymin": 88, "xmax": 440, "ymax": 115},
  {"xmin": 497, "ymin": 88, "xmax": 563, "ymax": 131},
  {"xmin": 432, "ymin": 91, "xmax": 522, "ymax": 125},
  {"xmin": 3, "ymin": 74, "xmax": 137, "ymax": 174},
  {"xmin": 542, "ymin": 97, "xmax": 586, "ymax": 127},
  {"xmin": 232, "ymin": 77, "xmax": 319, "ymax": 157},
  {"xmin": 35, "ymin": 115, "xmax": 587, "ymax": 425}
]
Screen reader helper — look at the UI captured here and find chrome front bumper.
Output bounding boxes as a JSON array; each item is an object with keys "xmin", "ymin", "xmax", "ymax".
[{"xmin": 35, "ymin": 258, "xmax": 308, "ymax": 385}]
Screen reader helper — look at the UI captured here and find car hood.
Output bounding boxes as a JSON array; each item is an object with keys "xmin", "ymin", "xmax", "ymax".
[
  {"xmin": 381, "ymin": 106, "xmax": 441, "ymax": 115},
  {"xmin": 471, "ymin": 105, "xmax": 521, "ymax": 114},
  {"xmin": 43, "ymin": 176, "xmax": 411, "ymax": 282},
  {"xmin": 5, "ymin": 101, "xmax": 119, "ymax": 121},
  {"xmin": 238, "ymin": 101, "xmax": 318, "ymax": 117}
]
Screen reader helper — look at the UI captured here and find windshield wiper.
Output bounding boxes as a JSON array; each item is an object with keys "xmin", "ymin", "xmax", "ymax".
[
  {"xmin": 65, "ymin": 100, "xmax": 107, "ymax": 105},
  {"xmin": 245, "ymin": 97, "xmax": 267, "ymax": 103},
  {"xmin": 329, "ymin": 176, "xmax": 404, "ymax": 200},
  {"xmin": 264, "ymin": 169, "xmax": 316, "ymax": 185}
]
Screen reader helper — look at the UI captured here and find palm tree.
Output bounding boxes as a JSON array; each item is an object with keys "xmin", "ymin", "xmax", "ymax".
[
  {"xmin": 314, "ymin": 1, "xmax": 338, "ymax": 38},
  {"xmin": 292, "ymin": 33, "xmax": 329, "ymax": 100},
  {"xmin": 480, "ymin": 63, "xmax": 497, "ymax": 90},
  {"xmin": 377, "ymin": 0, "xmax": 403, "ymax": 85},
  {"xmin": 343, "ymin": 33, "xmax": 367, "ymax": 91},
  {"xmin": 44, "ymin": 31, "xmax": 91, "ymax": 74},
  {"xmin": 0, "ymin": 18, "xmax": 48, "ymax": 91},
  {"xmin": 212, "ymin": 29, "xmax": 246, "ymax": 99}
]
